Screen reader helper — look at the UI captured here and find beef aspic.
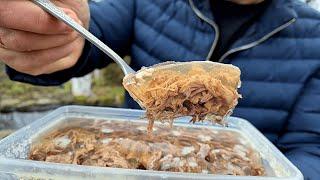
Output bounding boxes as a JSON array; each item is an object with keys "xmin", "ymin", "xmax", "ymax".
[
  {"xmin": 123, "ymin": 61, "xmax": 241, "ymax": 132},
  {"xmin": 29, "ymin": 119, "xmax": 264, "ymax": 176}
]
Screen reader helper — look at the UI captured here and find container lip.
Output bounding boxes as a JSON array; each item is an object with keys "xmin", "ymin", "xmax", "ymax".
[
  {"xmin": 0, "ymin": 157, "xmax": 301, "ymax": 180},
  {"xmin": 0, "ymin": 105, "xmax": 304, "ymax": 180},
  {"xmin": 55, "ymin": 105, "xmax": 253, "ymax": 125}
]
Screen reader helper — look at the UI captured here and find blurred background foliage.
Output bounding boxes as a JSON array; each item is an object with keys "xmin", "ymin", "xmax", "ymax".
[
  {"xmin": 0, "ymin": 62, "xmax": 125, "ymax": 113},
  {"xmin": 0, "ymin": 61, "xmax": 126, "ymax": 138}
]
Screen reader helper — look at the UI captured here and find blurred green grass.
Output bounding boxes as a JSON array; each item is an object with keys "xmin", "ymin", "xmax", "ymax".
[{"xmin": 0, "ymin": 62, "xmax": 125, "ymax": 112}]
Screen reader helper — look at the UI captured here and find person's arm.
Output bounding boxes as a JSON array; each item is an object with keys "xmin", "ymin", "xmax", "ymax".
[
  {"xmin": 277, "ymin": 70, "xmax": 320, "ymax": 179},
  {"xmin": 6, "ymin": 0, "xmax": 135, "ymax": 86}
]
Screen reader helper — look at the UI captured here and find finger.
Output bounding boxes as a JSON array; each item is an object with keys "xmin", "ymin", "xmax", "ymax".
[
  {"xmin": 0, "ymin": 27, "xmax": 79, "ymax": 52},
  {"xmin": 0, "ymin": 38, "xmax": 80, "ymax": 75},
  {"xmin": 42, "ymin": 38, "xmax": 85, "ymax": 74},
  {"xmin": 0, "ymin": 0, "xmax": 78, "ymax": 34}
]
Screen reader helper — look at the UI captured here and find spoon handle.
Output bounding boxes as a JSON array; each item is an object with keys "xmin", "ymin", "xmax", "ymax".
[{"xmin": 32, "ymin": 0, "xmax": 135, "ymax": 75}]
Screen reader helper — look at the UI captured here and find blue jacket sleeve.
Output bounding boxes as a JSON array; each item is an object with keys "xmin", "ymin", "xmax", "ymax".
[
  {"xmin": 6, "ymin": 0, "xmax": 135, "ymax": 86},
  {"xmin": 277, "ymin": 70, "xmax": 320, "ymax": 179}
]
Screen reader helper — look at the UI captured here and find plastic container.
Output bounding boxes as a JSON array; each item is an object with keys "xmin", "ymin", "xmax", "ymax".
[{"xmin": 0, "ymin": 106, "xmax": 303, "ymax": 180}]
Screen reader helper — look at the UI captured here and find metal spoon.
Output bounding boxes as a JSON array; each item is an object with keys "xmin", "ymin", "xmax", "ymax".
[{"xmin": 32, "ymin": 0, "xmax": 135, "ymax": 75}]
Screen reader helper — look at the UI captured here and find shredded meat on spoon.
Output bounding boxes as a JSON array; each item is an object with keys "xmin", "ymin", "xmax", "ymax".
[{"xmin": 123, "ymin": 61, "xmax": 241, "ymax": 132}]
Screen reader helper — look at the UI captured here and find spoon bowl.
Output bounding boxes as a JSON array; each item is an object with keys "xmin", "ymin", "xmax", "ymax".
[{"xmin": 123, "ymin": 61, "xmax": 241, "ymax": 131}]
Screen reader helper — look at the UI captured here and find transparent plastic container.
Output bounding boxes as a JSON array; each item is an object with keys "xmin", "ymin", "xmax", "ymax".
[{"xmin": 0, "ymin": 106, "xmax": 303, "ymax": 180}]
